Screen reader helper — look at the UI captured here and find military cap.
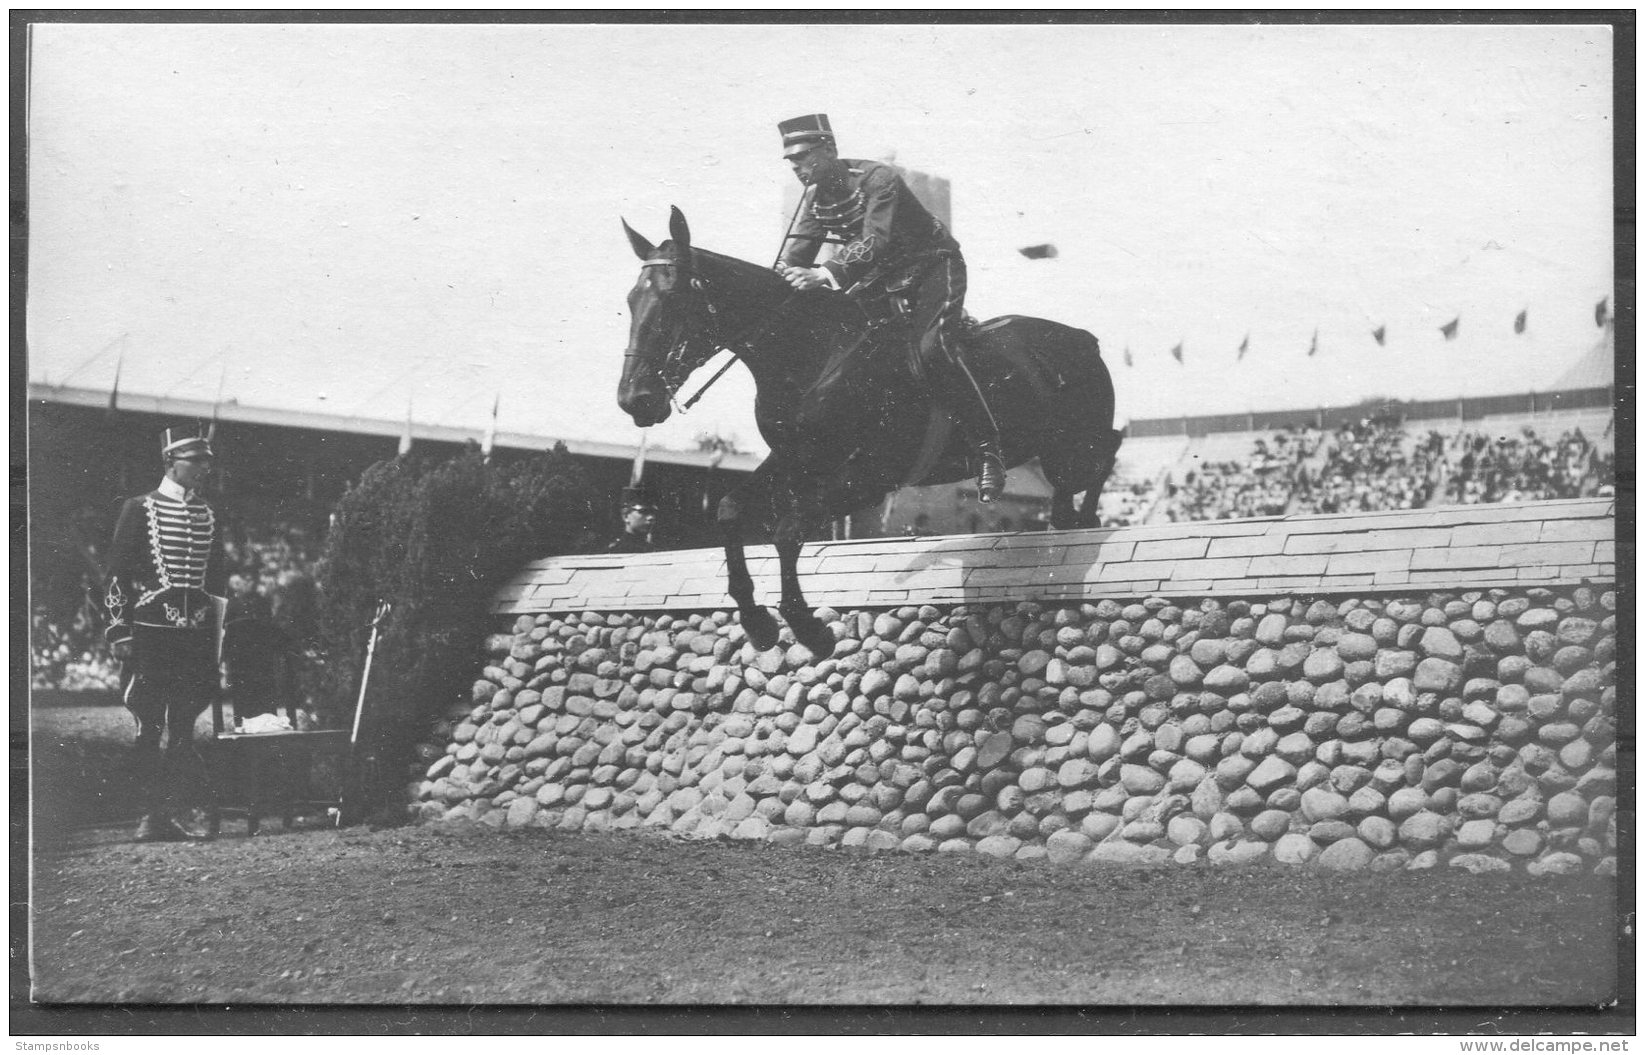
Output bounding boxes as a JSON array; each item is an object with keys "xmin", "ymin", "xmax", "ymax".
[
  {"xmin": 621, "ymin": 485, "xmax": 657, "ymax": 513},
  {"xmin": 779, "ymin": 113, "xmax": 835, "ymax": 155},
  {"xmin": 160, "ymin": 425, "xmax": 214, "ymax": 461}
]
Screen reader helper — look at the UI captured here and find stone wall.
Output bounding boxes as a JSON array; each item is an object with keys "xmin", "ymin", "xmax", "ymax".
[{"xmin": 411, "ymin": 583, "xmax": 1618, "ymax": 875}]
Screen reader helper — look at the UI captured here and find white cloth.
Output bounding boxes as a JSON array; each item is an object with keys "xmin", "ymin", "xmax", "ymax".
[{"xmin": 240, "ymin": 713, "xmax": 293, "ymax": 734}]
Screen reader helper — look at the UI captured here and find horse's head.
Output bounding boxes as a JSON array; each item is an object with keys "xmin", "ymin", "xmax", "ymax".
[{"xmin": 618, "ymin": 207, "xmax": 720, "ymax": 428}]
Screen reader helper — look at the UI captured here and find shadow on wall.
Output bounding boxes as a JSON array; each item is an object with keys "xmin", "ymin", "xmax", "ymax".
[{"xmin": 804, "ymin": 527, "xmax": 1143, "ymax": 609}]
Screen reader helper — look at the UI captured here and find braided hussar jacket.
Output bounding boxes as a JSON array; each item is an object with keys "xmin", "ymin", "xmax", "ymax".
[
  {"xmin": 780, "ymin": 158, "xmax": 960, "ymax": 291},
  {"xmin": 102, "ymin": 478, "xmax": 228, "ymax": 645}
]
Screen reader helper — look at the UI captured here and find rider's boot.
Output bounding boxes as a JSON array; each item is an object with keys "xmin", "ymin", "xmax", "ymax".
[
  {"xmin": 951, "ymin": 358, "xmax": 1006, "ymax": 503},
  {"xmin": 973, "ymin": 437, "xmax": 1006, "ymax": 503}
]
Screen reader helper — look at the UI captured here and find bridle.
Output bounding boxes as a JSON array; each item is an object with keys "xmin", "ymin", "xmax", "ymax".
[{"xmin": 626, "ymin": 254, "xmax": 794, "ymax": 411}]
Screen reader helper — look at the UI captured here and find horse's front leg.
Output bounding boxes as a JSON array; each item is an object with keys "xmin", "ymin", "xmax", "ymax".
[
  {"xmin": 719, "ymin": 492, "xmax": 780, "ymax": 651},
  {"xmin": 773, "ymin": 491, "xmax": 837, "ymax": 657}
]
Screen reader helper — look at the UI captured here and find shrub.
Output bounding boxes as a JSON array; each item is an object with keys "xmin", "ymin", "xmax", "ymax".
[{"xmin": 314, "ymin": 442, "xmax": 601, "ymax": 820}]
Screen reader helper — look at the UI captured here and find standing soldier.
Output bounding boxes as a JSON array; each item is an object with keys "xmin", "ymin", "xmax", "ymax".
[
  {"xmin": 103, "ymin": 427, "xmax": 228, "ymax": 841},
  {"xmin": 607, "ymin": 486, "xmax": 659, "ymax": 553},
  {"xmin": 774, "ymin": 113, "xmax": 1006, "ymax": 502}
]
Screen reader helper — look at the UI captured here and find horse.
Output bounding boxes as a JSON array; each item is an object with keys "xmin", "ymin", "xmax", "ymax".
[{"xmin": 618, "ymin": 207, "xmax": 1122, "ymax": 655}]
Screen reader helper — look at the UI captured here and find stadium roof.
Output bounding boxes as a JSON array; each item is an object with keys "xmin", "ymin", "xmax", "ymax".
[
  {"xmin": 1551, "ymin": 329, "xmax": 1617, "ymax": 391},
  {"xmin": 28, "ymin": 383, "xmax": 764, "ymax": 473}
]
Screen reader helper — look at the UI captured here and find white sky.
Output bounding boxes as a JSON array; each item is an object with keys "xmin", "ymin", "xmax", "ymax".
[{"xmin": 26, "ymin": 21, "xmax": 1615, "ymax": 456}]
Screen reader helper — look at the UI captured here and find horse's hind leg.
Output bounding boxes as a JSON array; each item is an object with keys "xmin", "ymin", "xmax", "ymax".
[
  {"xmin": 1077, "ymin": 427, "xmax": 1125, "ymax": 528},
  {"xmin": 719, "ymin": 492, "xmax": 779, "ymax": 651},
  {"xmin": 1048, "ymin": 488, "xmax": 1078, "ymax": 531}
]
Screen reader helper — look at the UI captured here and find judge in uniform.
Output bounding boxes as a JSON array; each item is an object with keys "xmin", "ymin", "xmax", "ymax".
[
  {"xmin": 103, "ymin": 427, "xmax": 229, "ymax": 842},
  {"xmin": 774, "ymin": 113, "xmax": 1006, "ymax": 502},
  {"xmin": 607, "ymin": 487, "xmax": 659, "ymax": 553}
]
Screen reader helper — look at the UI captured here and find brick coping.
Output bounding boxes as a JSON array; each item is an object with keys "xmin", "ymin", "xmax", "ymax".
[{"xmin": 493, "ymin": 498, "xmax": 1615, "ymax": 615}]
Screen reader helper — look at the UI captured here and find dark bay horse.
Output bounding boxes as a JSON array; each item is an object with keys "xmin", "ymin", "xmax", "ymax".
[{"xmin": 618, "ymin": 207, "xmax": 1122, "ymax": 654}]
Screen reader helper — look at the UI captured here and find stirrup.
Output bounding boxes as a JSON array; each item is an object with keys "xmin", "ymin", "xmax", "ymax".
[{"xmin": 976, "ymin": 444, "xmax": 1006, "ymax": 503}]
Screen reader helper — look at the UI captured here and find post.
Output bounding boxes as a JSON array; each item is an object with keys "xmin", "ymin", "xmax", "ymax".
[{"xmin": 339, "ymin": 599, "xmax": 391, "ymax": 827}]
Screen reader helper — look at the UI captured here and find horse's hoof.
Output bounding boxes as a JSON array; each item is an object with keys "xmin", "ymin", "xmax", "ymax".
[
  {"xmin": 781, "ymin": 607, "xmax": 838, "ymax": 658},
  {"xmin": 740, "ymin": 607, "xmax": 780, "ymax": 651}
]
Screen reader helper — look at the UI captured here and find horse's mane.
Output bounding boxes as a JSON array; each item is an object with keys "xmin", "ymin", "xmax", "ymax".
[
  {"xmin": 666, "ymin": 242, "xmax": 865, "ymax": 340},
  {"xmin": 658, "ymin": 242, "xmax": 789, "ymax": 298}
]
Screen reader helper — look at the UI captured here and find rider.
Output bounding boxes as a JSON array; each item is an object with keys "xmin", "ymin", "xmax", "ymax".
[{"xmin": 773, "ymin": 113, "xmax": 1006, "ymax": 503}]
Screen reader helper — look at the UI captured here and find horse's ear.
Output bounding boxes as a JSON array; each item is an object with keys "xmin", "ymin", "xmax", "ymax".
[
  {"xmin": 668, "ymin": 206, "xmax": 691, "ymax": 251},
  {"xmin": 622, "ymin": 218, "xmax": 655, "ymax": 260}
]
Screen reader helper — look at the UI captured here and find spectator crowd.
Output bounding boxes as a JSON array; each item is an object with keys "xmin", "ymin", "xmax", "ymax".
[
  {"xmin": 1153, "ymin": 416, "xmax": 1612, "ymax": 525},
  {"xmin": 1161, "ymin": 426, "xmax": 1323, "ymax": 523}
]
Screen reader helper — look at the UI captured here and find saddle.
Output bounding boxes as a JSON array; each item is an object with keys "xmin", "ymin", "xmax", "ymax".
[{"xmin": 856, "ymin": 265, "xmax": 984, "ymax": 385}]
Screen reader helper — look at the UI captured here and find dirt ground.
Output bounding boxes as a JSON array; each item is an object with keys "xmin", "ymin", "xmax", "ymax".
[{"xmin": 16, "ymin": 700, "xmax": 1633, "ymax": 1033}]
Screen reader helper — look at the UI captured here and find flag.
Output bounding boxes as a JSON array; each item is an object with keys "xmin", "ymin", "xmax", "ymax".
[
  {"xmin": 1170, "ymin": 342, "xmax": 1183, "ymax": 364},
  {"xmin": 398, "ymin": 396, "xmax": 414, "ymax": 456},
  {"xmin": 1514, "ymin": 309, "xmax": 1527, "ymax": 335},
  {"xmin": 1123, "ymin": 346, "xmax": 1133, "ymax": 368},
  {"xmin": 481, "ymin": 394, "xmax": 499, "ymax": 462},
  {"xmin": 1307, "ymin": 328, "xmax": 1318, "ymax": 357},
  {"xmin": 1440, "ymin": 317, "xmax": 1459, "ymax": 341},
  {"xmin": 1017, "ymin": 243, "xmax": 1057, "ymax": 260},
  {"xmin": 1237, "ymin": 333, "xmax": 1249, "ymax": 361},
  {"xmin": 1595, "ymin": 296, "xmax": 1610, "ymax": 327},
  {"xmin": 630, "ymin": 430, "xmax": 649, "ymax": 487},
  {"xmin": 105, "ymin": 351, "xmax": 123, "ymax": 418},
  {"xmin": 1372, "ymin": 325, "xmax": 1386, "ymax": 346}
]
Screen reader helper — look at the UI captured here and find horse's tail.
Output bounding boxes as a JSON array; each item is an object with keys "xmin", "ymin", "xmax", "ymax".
[{"xmin": 1082, "ymin": 333, "xmax": 1124, "ymax": 477}]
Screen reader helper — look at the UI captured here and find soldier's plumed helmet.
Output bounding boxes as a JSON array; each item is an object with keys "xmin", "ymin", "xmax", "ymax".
[
  {"xmin": 161, "ymin": 426, "xmax": 214, "ymax": 461},
  {"xmin": 779, "ymin": 113, "xmax": 835, "ymax": 156}
]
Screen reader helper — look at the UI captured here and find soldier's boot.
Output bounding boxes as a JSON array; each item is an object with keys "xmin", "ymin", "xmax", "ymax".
[
  {"xmin": 952, "ymin": 358, "xmax": 1006, "ymax": 503},
  {"xmin": 134, "ymin": 751, "xmax": 176, "ymax": 842}
]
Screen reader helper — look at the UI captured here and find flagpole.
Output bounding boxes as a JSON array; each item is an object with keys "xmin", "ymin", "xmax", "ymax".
[
  {"xmin": 207, "ymin": 362, "xmax": 226, "ymax": 444},
  {"xmin": 481, "ymin": 394, "xmax": 499, "ymax": 462},
  {"xmin": 106, "ymin": 349, "xmax": 124, "ymax": 418},
  {"xmin": 398, "ymin": 392, "xmax": 414, "ymax": 457},
  {"xmin": 630, "ymin": 430, "xmax": 649, "ymax": 487}
]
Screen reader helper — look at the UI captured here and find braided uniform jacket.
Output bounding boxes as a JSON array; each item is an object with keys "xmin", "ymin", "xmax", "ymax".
[
  {"xmin": 102, "ymin": 478, "xmax": 228, "ymax": 645},
  {"xmin": 780, "ymin": 158, "xmax": 961, "ymax": 291}
]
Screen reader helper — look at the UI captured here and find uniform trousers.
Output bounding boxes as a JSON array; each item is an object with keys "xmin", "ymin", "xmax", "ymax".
[
  {"xmin": 123, "ymin": 625, "xmax": 217, "ymax": 814},
  {"xmin": 895, "ymin": 255, "xmax": 998, "ymax": 443}
]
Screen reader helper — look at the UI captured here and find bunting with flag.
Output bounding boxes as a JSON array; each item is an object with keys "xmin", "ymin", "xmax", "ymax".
[
  {"xmin": 1170, "ymin": 342, "xmax": 1183, "ymax": 364},
  {"xmin": 1237, "ymin": 333, "xmax": 1249, "ymax": 361},
  {"xmin": 1440, "ymin": 317, "xmax": 1460, "ymax": 341},
  {"xmin": 481, "ymin": 394, "xmax": 499, "ymax": 462},
  {"xmin": 1514, "ymin": 309, "xmax": 1527, "ymax": 335},
  {"xmin": 1372, "ymin": 325, "xmax": 1386, "ymax": 346}
]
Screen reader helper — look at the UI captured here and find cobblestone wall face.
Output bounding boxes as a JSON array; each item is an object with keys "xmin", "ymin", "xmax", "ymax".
[{"xmin": 412, "ymin": 586, "xmax": 1617, "ymax": 875}]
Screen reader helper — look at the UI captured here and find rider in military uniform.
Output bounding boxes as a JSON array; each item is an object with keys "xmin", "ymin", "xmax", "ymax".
[
  {"xmin": 103, "ymin": 426, "xmax": 229, "ymax": 842},
  {"xmin": 774, "ymin": 113, "xmax": 1006, "ymax": 502}
]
